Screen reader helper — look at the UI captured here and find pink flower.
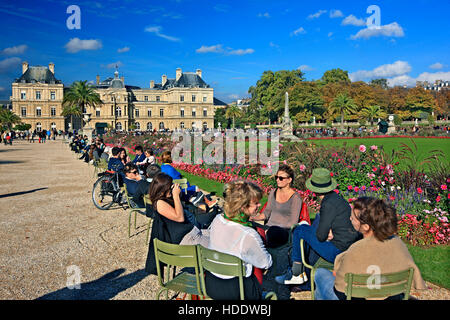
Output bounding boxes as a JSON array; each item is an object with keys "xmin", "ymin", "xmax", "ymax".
[
  {"xmin": 417, "ymin": 188, "xmax": 423, "ymax": 194},
  {"xmin": 359, "ymin": 144, "xmax": 366, "ymax": 152},
  {"xmin": 299, "ymin": 164, "xmax": 306, "ymax": 172},
  {"xmin": 361, "ymin": 185, "xmax": 367, "ymax": 191},
  {"xmin": 370, "ymin": 145, "xmax": 378, "ymax": 151},
  {"xmin": 436, "ymin": 195, "xmax": 441, "ymax": 202},
  {"xmin": 354, "ymin": 187, "xmax": 360, "ymax": 192},
  {"xmin": 348, "ymin": 185, "xmax": 353, "ymax": 191},
  {"xmin": 390, "ymin": 196, "xmax": 395, "ymax": 201},
  {"xmin": 441, "ymin": 185, "xmax": 448, "ymax": 191}
]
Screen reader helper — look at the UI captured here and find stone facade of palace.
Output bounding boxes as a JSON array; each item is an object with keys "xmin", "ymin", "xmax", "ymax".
[{"xmin": 11, "ymin": 62, "xmax": 226, "ymax": 133}]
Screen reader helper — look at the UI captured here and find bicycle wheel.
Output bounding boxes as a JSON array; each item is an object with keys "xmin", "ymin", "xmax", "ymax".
[{"xmin": 92, "ymin": 175, "xmax": 115, "ymax": 210}]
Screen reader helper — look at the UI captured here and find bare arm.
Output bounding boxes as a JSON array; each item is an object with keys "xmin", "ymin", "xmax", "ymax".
[{"xmin": 156, "ymin": 184, "xmax": 184, "ymax": 222}]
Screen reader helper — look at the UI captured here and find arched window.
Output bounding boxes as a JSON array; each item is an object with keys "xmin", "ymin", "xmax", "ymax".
[
  {"xmin": 180, "ymin": 122, "xmax": 185, "ymax": 129},
  {"xmin": 135, "ymin": 122, "xmax": 140, "ymax": 130},
  {"xmin": 147, "ymin": 122, "xmax": 153, "ymax": 130},
  {"xmin": 116, "ymin": 122, "xmax": 122, "ymax": 130},
  {"xmin": 159, "ymin": 122, "xmax": 164, "ymax": 130},
  {"xmin": 203, "ymin": 122, "xmax": 207, "ymax": 130},
  {"xmin": 51, "ymin": 122, "xmax": 56, "ymax": 129},
  {"xmin": 36, "ymin": 122, "xmax": 42, "ymax": 132}
]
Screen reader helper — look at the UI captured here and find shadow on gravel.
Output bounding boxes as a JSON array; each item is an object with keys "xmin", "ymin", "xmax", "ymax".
[
  {"xmin": 36, "ymin": 268, "xmax": 149, "ymax": 300},
  {"xmin": 0, "ymin": 160, "xmax": 26, "ymax": 165},
  {"xmin": 0, "ymin": 187, "xmax": 48, "ymax": 199}
]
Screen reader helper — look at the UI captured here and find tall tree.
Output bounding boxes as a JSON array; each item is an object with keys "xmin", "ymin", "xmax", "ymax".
[
  {"xmin": 0, "ymin": 109, "xmax": 21, "ymax": 130},
  {"xmin": 405, "ymin": 87, "xmax": 437, "ymax": 117},
  {"xmin": 360, "ymin": 105, "xmax": 387, "ymax": 126},
  {"xmin": 370, "ymin": 78, "xmax": 388, "ymax": 90},
  {"xmin": 289, "ymin": 81, "xmax": 325, "ymax": 120},
  {"xmin": 225, "ymin": 105, "xmax": 243, "ymax": 129},
  {"xmin": 329, "ymin": 93, "xmax": 358, "ymax": 128},
  {"xmin": 62, "ymin": 80, "xmax": 102, "ymax": 130},
  {"xmin": 321, "ymin": 68, "xmax": 351, "ymax": 85}
]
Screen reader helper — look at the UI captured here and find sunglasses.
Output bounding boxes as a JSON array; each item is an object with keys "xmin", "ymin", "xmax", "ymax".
[{"xmin": 275, "ymin": 175, "xmax": 290, "ymax": 181}]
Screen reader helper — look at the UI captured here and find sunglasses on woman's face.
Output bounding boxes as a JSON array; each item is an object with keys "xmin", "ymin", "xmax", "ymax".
[{"xmin": 275, "ymin": 175, "xmax": 290, "ymax": 181}]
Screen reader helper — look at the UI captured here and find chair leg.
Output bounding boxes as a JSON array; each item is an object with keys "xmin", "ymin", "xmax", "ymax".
[
  {"xmin": 134, "ymin": 211, "xmax": 138, "ymax": 229},
  {"xmin": 128, "ymin": 211, "xmax": 132, "ymax": 238},
  {"xmin": 311, "ymin": 268, "xmax": 316, "ymax": 300}
]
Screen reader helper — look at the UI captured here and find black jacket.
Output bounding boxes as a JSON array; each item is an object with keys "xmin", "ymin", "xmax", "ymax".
[{"xmin": 316, "ymin": 192, "xmax": 360, "ymax": 252}]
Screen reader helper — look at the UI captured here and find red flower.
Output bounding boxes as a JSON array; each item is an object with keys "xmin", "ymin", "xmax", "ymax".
[{"xmin": 417, "ymin": 188, "xmax": 423, "ymax": 194}]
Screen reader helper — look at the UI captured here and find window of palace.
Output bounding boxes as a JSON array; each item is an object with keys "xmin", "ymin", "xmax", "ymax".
[
  {"xmin": 159, "ymin": 122, "xmax": 164, "ymax": 130},
  {"xmin": 51, "ymin": 91, "xmax": 56, "ymax": 100},
  {"xmin": 203, "ymin": 108, "xmax": 207, "ymax": 116},
  {"xmin": 180, "ymin": 122, "xmax": 185, "ymax": 129},
  {"xmin": 51, "ymin": 107, "xmax": 56, "ymax": 116},
  {"xmin": 135, "ymin": 108, "xmax": 140, "ymax": 117},
  {"xmin": 35, "ymin": 91, "xmax": 41, "ymax": 100},
  {"xmin": 192, "ymin": 108, "xmax": 196, "ymax": 117},
  {"xmin": 160, "ymin": 108, "xmax": 164, "ymax": 117},
  {"xmin": 180, "ymin": 108, "xmax": 185, "ymax": 117},
  {"xmin": 135, "ymin": 122, "xmax": 140, "ymax": 130},
  {"xmin": 36, "ymin": 122, "xmax": 42, "ymax": 131},
  {"xmin": 96, "ymin": 108, "xmax": 101, "ymax": 117},
  {"xmin": 147, "ymin": 109, "xmax": 152, "ymax": 117},
  {"xmin": 116, "ymin": 106, "xmax": 122, "ymax": 117},
  {"xmin": 51, "ymin": 122, "xmax": 56, "ymax": 129},
  {"xmin": 36, "ymin": 107, "xmax": 42, "ymax": 117},
  {"xmin": 203, "ymin": 122, "xmax": 208, "ymax": 130},
  {"xmin": 144, "ymin": 96, "xmax": 148, "ymax": 101},
  {"xmin": 192, "ymin": 94, "xmax": 196, "ymax": 102},
  {"xmin": 116, "ymin": 122, "xmax": 122, "ymax": 130},
  {"xmin": 203, "ymin": 96, "xmax": 207, "ymax": 102},
  {"xmin": 21, "ymin": 107, "xmax": 26, "ymax": 117},
  {"xmin": 180, "ymin": 94, "xmax": 184, "ymax": 102},
  {"xmin": 21, "ymin": 91, "xmax": 26, "ymax": 100},
  {"xmin": 147, "ymin": 122, "xmax": 152, "ymax": 130},
  {"xmin": 156, "ymin": 96, "xmax": 161, "ymax": 102}
]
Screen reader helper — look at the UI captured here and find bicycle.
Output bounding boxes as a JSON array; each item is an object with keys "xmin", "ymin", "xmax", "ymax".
[{"xmin": 92, "ymin": 170, "xmax": 125, "ymax": 210}]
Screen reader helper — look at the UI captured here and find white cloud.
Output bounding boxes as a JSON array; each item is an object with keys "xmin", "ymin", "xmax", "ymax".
[
  {"xmin": 429, "ymin": 62, "xmax": 444, "ymax": 70},
  {"xmin": 342, "ymin": 14, "xmax": 366, "ymax": 26},
  {"xmin": 308, "ymin": 10, "xmax": 327, "ymax": 19},
  {"xmin": 291, "ymin": 27, "xmax": 306, "ymax": 36},
  {"xmin": 117, "ymin": 46, "xmax": 130, "ymax": 53},
  {"xmin": 1, "ymin": 44, "xmax": 27, "ymax": 55},
  {"xmin": 196, "ymin": 45, "xmax": 253, "ymax": 55},
  {"xmin": 258, "ymin": 12, "xmax": 270, "ymax": 18},
  {"xmin": 103, "ymin": 61, "xmax": 123, "ymax": 69},
  {"xmin": 416, "ymin": 71, "xmax": 450, "ymax": 83},
  {"xmin": 298, "ymin": 65, "xmax": 314, "ymax": 71},
  {"xmin": 65, "ymin": 38, "xmax": 102, "ymax": 53},
  {"xmin": 227, "ymin": 48, "xmax": 254, "ymax": 56},
  {"xmin": 0, "ymin": 57, "xmax": 21, "ymax": 73},
  {"xmin": 144, "ymin": 26, "xmax": 180, "ymax": 42},
  {"xmin": 329, "ymin": 9, "xmax": 343, "ymax": 18},
  {"xmin": 328, "ymin": 32, "xmax": 333, "ymax": 37},
  {"xmin": 349, "ymin": 61, "xmax": 412, "ymax": 82},
  {"xmin": 196, "ymin": 44, "xmax": 224, "ymax": 53},
  {"xmin": 386, "ymin": 71, "xmax": 450, "ymax": 88},
  {"xmin": 269, "ymin": 42, "xmax": 279, "ymax": 48},
  {"xmin": 386, "ymin": 75, "xmax": 416, "ymax": 87},
  {"xmin": 0, "ymin": 86, "xmax": 5, "ymax": 91},
  {"xmin": 350, "ymin": 22, "xmax": 404, "ymax": 40}
]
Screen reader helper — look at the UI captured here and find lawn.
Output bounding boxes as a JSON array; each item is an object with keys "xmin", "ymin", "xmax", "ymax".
[{"xmin": 307, "ymin": 137, "xmax": 450, "ymax": 171}]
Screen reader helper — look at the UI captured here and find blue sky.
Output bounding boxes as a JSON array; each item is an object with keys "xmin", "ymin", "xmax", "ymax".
[{"xmin": 0, "ymin": 0, "xmax": 449, "ymax": 102}]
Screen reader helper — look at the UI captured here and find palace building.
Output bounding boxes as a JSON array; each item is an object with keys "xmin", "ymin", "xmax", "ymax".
[{"xmin": 11, "ymin": 62, "xmax": 223, "ymax": 133}]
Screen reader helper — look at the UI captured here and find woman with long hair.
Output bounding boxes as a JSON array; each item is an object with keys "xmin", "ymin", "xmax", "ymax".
[{"xmin": 204, "ymin": 180, "xmax": 272, "ymax": 300}]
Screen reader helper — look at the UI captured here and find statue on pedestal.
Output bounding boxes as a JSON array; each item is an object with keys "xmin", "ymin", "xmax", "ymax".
[{"xmin": 280, "ymin": 92, "xmax": 300, "ymax": 141}]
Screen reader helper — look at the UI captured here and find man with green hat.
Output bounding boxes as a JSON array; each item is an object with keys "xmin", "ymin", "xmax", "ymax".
[{"xmin": 276, "ymin": 168, "xmax": 360, "ymax": 286}]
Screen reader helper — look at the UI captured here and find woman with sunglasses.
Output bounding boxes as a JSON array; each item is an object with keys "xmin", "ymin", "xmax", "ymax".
[{"xmin": 250, "ymin": 164, "xmax": 302, "ymax": 248}]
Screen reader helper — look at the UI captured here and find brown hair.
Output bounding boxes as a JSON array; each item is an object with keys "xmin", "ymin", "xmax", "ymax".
[
  {"xmin": 352, "ymin": 197, "xmax": 398, "ymax": 241},
  {"xmin": 277, "ymin": 164, "xmax": 295, "ymax": 186},
  {"xmin": 223, "ymin": 180, "xmax": 263, "ymax": 218},
  {"xmin": 161, "ymin": 151, "xmax": 172, "ymax": 164},
  {"xmin": 148, "ymin": 172, "xmax": 174, "ymax": 208}
]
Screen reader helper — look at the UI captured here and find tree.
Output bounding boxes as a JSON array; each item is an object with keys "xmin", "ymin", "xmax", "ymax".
[
  {"xmin": 405, "ymin": 87, "xmax": 437, "ymax": 115},
  {"xmin": 288, "ymin": 81, "xmax": 325, "ymax": 120},
  {"xmin": 320, "ymin": 68, "xmax": 351, "ymax": 85},
  {"xmin": 349, "ymin": 81, "xmax": 378, "ymax": 111},
  {"xmin": 360, "ymin": 105, "xmax": 387, "ymax": 126},
  {"xmin": 13, "ymin": 123, "xmax": 32, "ymax": 131},
  {"xmin": 370, "ymin": 78, "xmax": 388, "ymax": 90},
  {"xmin": 329, "ymin": 93, "xmax": 358, "ymax": 128},
  {"xmin": 0, "ymin": 109, "xmax": 21, "ymax": 130},
  {"xmin": 62, "ymin": 80, "xmax": 102, "ymax": 130},
  {"xmin": 225, "ymin": 105, "xmax": 243, "ymax": 129},
  {"xmin": 249, "ymin": 69, "xmax": 304, "ymax": 122},
  {"xmin": 387, "ymin": 86, "xmax": 408, "ymax": 115}
]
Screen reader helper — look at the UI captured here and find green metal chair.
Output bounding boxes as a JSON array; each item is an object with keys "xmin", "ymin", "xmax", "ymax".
[
  {"xmin": 173, "ymin": 178, "xmax": 188, "ymax": 194},
  {"xmin": 153, "ymin": 239, "xmax": 204, "ymax": 300},
  {"xmin": 299, "ymin": 238, "xmax": 334, "ymax": 300},
  {"xmin": 123, "ymin": 184, "xmax": 152, "ymax": 242},
  {"xmin": 196, "ymin": 245, "xmax": 277, "ymax": 300},
  {"xmin": 344, "ymin": 268, "xmax": 414, "ymax": 300},
  {"xmin": 93, "ymin": 158, "xmax": 108, "ymax": 177}
]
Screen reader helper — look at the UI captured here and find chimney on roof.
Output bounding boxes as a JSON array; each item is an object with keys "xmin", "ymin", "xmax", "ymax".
[
  {"xmin": 150, "ymin": 80, "xmax": 154, "ymax": 88},
  {"xmin": 22, "ymin": 61, "xmax": 28, "ymax": 74},
  {"xmin": 162, "ymin": 74, "xmax": 167, "ymax": 86},
  {"xmin": 48, "ymin": 62, "xmax": 55, "ymax": 74},
  {"xmin": 96, "ymin": 75, "xmax": 100, "ymax": 85},
  {"xmin": 196, "ymin": 69, "xmax": 202, "ymax": 78},
  {"xmin": 176, "ymin": 68, "xmax": 182, "ymax": 81}
]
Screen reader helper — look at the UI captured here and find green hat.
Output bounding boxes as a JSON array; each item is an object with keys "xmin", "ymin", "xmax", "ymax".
[{"xmin": 305, "ymin": 168, "xmax": 337, "ymax": 194}]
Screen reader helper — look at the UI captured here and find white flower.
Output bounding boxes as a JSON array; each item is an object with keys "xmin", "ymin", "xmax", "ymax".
[
  {"xmin": 390, "ymin": 186, "xmax": 395, "ymax": 191},
  {"xmin": 397, "ymin": 186, "xmax": 401, "ymax": 190}
]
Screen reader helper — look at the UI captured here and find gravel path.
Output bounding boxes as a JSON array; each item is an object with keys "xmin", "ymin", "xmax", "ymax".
[{"xmin": 0, "ymin": 139, "xmax": 448, "ymax": 300}]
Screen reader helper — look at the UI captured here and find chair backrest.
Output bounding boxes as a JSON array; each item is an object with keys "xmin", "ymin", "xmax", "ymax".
[
  {"xmin": 344, "ymin": 268, "xmax": 414, "ymax": 300},
  {"xmin": 196, "ymin": 245, "xmax": 246, "ymax": 300},
  {"xmin": 153, "ymin": 239, "xmax": 201, "ymax": 290},
  {"xmin": 173, "ymin": 178, "xmax": 188, "ymax": 194}
]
